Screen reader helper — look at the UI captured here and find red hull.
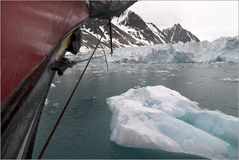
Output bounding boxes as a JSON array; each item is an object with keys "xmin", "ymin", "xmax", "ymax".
[
  {"xmin": 1, "ymin": 1, "xmax": 136, "ymax": 158},
  {"xmin": 1, "ymin": 1, "xmax": 89, "ymax": 103},
  {"xmin": 1, "ymin": 1, "xmax": 89, "ymax": 158}
]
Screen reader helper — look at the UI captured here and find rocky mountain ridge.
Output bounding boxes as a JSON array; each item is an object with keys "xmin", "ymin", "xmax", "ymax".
[
  {"xmin": 81, "ymin": 10, "xmax": 200, "ymax": 50},
  {"xmin": 163, "ymin": 23, "xmax": 200, "ymax": 43}
]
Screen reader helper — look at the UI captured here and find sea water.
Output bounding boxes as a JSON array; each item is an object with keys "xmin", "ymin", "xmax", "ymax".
[{"xmin": 32, "ymin": 63, "xmax": 238, "ymax": 159}]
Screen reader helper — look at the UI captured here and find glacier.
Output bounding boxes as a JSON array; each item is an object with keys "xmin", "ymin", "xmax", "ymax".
[
  {"xmin": 106, "ymin": 36, "xmax": 239, "ymax": 63},
  {"xmin": 67, "ymin": 36, "xmax": 238, "ymax": 65},
  {"xmin": 106, "ymin": 85, "xmax": 238, "ymax": 159}
]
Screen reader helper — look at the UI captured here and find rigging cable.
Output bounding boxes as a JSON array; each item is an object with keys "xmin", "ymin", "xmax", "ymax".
[
  {"xmin": 108, "ymin": 18, "xmax": 113, "ymax": 56},
  {"xmin": 99, "ymin": 43, "xmax": 109, "ymax": 71},
  {"xmin": 74, "ymin": 55, "xmax": 105, "ymax": 63},
  {"xmin": 93, "ymin": 18, "xmax": 109, "ymax": 71},
  {"xmin": 38, "ymin": 26, "xmax": 107, "ymax": 159}
]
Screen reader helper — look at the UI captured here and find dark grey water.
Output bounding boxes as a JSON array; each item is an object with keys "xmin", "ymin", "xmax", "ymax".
[{"xmin": 32, "ymin": 63, "xmax": 238, "ymax": 159}]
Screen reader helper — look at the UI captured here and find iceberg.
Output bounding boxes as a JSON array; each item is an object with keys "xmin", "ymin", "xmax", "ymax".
[{"xmin": 106, "ymin": 85, "xmax": 238, "ymax": 159}]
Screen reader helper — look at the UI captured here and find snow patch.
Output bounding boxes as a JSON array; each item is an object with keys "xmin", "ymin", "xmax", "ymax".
[{"xmin": 147, "ymin": 23, "xmax": 166, "ymax": 44}]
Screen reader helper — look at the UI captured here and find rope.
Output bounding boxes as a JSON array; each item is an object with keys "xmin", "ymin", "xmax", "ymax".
[
  {"xmin": 38, "ymin": 27, "xmax": 106, "ymax": 159},
  {"xmin": 93, "ymin": 18, "xmax": 109, "ymax": 71},
  {"xmin": 74, "ymin": 55, "xmax": 105, "ymax": 63},
  {"xmin": 99, "ymin": 43, "xmax": 109, "ymax": 71},
  {"xmin": 108, "ymin": 18, "xmax": 113, "ymax": 56}
]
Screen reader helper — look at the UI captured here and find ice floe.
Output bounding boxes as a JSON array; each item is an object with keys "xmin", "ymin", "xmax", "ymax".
[{"xmin": 106, "ymin": 85, "xmax": 238, "ymax": 159}]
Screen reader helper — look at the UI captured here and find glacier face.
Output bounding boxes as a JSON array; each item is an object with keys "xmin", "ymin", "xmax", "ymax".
[
  {"xmin": 107, "ymin": 36, "xmax": 239, "ymax": 63},
  {"xmin": 106, "ymin": 85, "xmax": 238, "ymax": 159}
]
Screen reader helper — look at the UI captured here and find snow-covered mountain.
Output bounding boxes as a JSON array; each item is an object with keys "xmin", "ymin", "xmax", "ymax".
[
  {"xmin": 112, "ymin": 10, "xmax": 170, "ymax": 45},
  {"xmin": 81, "ymin": 18, "xmax": 140, "ymax": 49},
  {"xmin": 163, "ymin": 23, "xmax": 200, "ymax": 43},
  {"xmin": 81, "ymin": 10, "xmax": 199, "ymax": 50},
  {"xmin": 106, "ymin": 36, "xmax": 238, "ymax": 63}
]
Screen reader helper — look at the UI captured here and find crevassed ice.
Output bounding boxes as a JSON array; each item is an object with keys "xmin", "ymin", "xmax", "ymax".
[
  {"xmin": 106, "ymin": 85, "xmax": 238, "ymax": 159},
  {"xmin": 107, "ymin": 36, "xmax": 239, "ymax": 63}
]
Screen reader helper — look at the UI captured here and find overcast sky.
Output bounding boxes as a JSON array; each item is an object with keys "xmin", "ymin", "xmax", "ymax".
[{"xmin": 129, "ymin": 1, "xmax": 238, "ymax": 41}]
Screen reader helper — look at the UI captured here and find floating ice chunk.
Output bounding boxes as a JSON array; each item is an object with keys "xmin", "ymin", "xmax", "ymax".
[
  {"xmin": 168, "ymin": 73, "xmax": 177, "ymax": 77},
  {"xmin": 155, "ymin": 70, "xmax": 169, "ymax": 73},
  {"xmin": 133, "ymin": 86, "xmax": 140, "ymax": 89},
  {"xmin": 106, "ymin": 85, "xmax": 238, "ymax": 159},
  {"xmin": 186, "ymin": 82, "xmax": 193, "ymax": 85},
  {"xmin": 44, "ymin": 98, "xmax": 49, "ymax": 106},
  {"xmin": 52, "ymin": 102, "xmax": 60, "ymax": 107},
  {"xmin": 56, "ymin": 80, "xmax": 61, "ymax": 83},
  {"xmin": 222, "ymin": 78, "xmax": 239, "ymax": 82},
  {"xmin": 50, "ymin": 83, "xmax": 56, "ymax": 88}
]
